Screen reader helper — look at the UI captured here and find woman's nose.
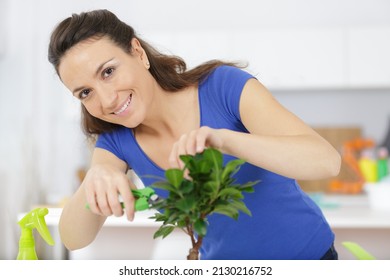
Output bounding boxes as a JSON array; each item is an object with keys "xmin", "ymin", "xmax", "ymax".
[{"xmin": 96, "ymin": 86, "xmax": 118, "ymax": 111}]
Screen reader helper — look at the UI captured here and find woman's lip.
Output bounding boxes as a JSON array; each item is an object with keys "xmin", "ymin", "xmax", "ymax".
[{"xmin": 113, "ymin": 94, "xmax": 132, "ymax": 115}]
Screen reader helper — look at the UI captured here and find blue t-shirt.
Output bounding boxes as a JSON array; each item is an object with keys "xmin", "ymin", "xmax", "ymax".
[{"xmin": 96, "ymin": 65, "xmax": 334, "ymax": 259}]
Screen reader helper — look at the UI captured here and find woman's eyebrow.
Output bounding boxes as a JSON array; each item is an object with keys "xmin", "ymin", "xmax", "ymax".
[
  {"xmin": 72, "ymin": 86, "xmax": 84, "ymax": 96},
  {"xmin": 94, "ymin": 58, "xmax": 114, "ymax": 77}
]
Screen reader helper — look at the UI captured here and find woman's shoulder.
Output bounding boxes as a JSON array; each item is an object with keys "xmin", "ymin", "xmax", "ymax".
[
  {"xmin": 96, "ymin": 126, "xmax": 132, "ymax": 150},
  {"xmin": 95, "ymin": 126, "xmax": 134, "ymax": 164},
  {"xmin": 204, "ymin": 64, "xmax": 253, "ymax": 84},
  {"xmin": 213, "ymin": 64, "xmax": 250, "ymax": 76},
  {"xmin": 201, "ymin": 64, "xmax": 254, "ymax": 90},
  {"xmin": 98, "ymin": 126, "xmax": 129, "ymax": 138}
]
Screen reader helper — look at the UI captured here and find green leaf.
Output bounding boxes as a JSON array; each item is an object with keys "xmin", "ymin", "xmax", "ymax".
[
  {"xmin": 151, "ymin": 181, "xmax": 178, "ymax": 193},
  {"xmin": 180, "ymin": 154, "xmax": 196, "ymax": 170},
  {"xmin": 239, "ymin": 186, "xmax": 255, "ymax": 193},
  {"xmin": 180, "ymin": 180, "xmax": 194, "ymax": 194},
  {"xmin": 176, "ymin": 197, "xmax": 196, "ymax": 213},
  {"xmin": 218, "ymin": 188, "xmax": 243, "ymax": 199},
  {"xmin": 221, "ymin": 159, "xmax": 245, "ymax": 181},
  {"xmin": 194, "ymin": 219, "xmax": 208, "ymax": 237},
  {"xmin": 203, "ymin": 181, "xmax": 219, "ymax": 193},
  {"xmin": 198, "ymin": 160, "xmax": 213, "ymax": 174},
  {"xmin": 212, "ymin": 205, "xmax": 239, "ymax": 220},
  {"xmin": 177, "ymin": 219, "xmax": 188, "ymax": 228},
  {"xmin": 165, "ymin": 169, "xmax": 184, "ymax": 189},
  {"xmin": 230, "ymin": 200, "xmax": 252, "ymax": 216},
  {"xmin": 165, "ymin": 212, "xmax": 180, "ymax": 224},
  {"xmin": 153, "ymin": 225, "xmax": 175, "ymax": 239},
  {"xmin": 237, "ymin": 180, "xmax": 260, "ymax": 193},
  {"xmin": 150, "ymin": 213, "xmax": 168, "ymax": 222},
  {"xmin": 203, "ymin": 148, "xmax": 223, "ymax": 170}
]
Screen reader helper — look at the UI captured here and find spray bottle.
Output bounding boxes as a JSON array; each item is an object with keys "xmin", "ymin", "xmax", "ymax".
[{"xmin": 17, "ymin": 207, "xmax": 54, "ymax": 260}]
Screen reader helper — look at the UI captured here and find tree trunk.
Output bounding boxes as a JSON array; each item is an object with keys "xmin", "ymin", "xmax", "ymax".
[
  {"xmin": 187, "ymin": 248, "xmax": 199, "ymax": 260},
  {"xmin": 187, "ymin": 237, "xmax": 202, "ymax": 260}
]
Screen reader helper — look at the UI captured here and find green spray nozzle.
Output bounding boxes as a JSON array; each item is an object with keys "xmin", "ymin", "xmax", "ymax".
[{"xmin": 17, "ymin": 207, "xmax": 54, "ymax": 260}]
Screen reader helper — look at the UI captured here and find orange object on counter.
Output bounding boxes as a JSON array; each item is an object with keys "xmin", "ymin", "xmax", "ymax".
[
  {"xmin": 328, "ymin": 180, "xmax": 363, "ymax": 194},
  {"xmin": 328, "ymin": 138, "xmax": 375, "ymax": 194}
]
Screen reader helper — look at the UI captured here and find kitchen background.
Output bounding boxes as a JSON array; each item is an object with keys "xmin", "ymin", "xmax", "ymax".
[{"xmin": 0, "ymin": 0, "xmax": 389, "ymax": 259}]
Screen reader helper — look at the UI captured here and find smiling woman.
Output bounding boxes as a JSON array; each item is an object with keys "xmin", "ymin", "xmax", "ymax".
[
  {"xmin": 48, "ymin": 9, "xmax": 341, "ymax": 260},
  {"xmin": 48, "ymin": 10, "xmax": 232, "ymax": 137},
  {"xmin": 57, "ymin": 36, "xmax": 152, "ymax": 129}
]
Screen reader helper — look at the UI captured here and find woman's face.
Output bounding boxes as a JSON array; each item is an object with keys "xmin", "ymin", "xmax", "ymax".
[{"xmin": 58, "ymin": 36, "xmax": 152, "ymax": 128}]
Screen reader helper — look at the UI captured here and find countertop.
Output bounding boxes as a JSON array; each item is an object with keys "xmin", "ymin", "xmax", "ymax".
[
  {"xmin": 23, "ymin": 193, "xmax": 390, "ymax": 260},
  {"xmin": 43, "ymin": 193, "xmax": 390, "ymax": 229},
  {"xmin": 44, "ymin": 208, "xmax": 161, "ymax": 227},
  {"xmin": 318, "ymin": 194, "xmax": 390, "ymax": 228}
]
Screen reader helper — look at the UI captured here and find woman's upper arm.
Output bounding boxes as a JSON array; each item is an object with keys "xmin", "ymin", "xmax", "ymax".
[
  {"xmin": 91, "ymin": 147, "xmax": 129, "ymax": 172},
  {"xmin": 239, "ymin": 78, "xmax": 317, "ymax": 137}
]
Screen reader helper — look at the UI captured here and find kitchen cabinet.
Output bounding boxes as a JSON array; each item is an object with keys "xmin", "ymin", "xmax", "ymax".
[
  {"xmin": 241, "ymin": 27, "xmax": 390, "ymax": 89},
  {"xmin": 148, "ymin": 26, "xmax": 390, "ymax": 90},
  {"xmin": 0, "ymin": 1, "xmax": 5, "ymax": 57},
  {"xmin": 232, "ymin": 28, "xmax": 346, "ymax": 89},
  {"xmin": 347, "ymin": 27, "xmax": 390, "ymax": 88}
]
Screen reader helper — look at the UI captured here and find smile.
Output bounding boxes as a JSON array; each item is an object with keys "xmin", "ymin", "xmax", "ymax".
[{"xmin": 114, "ymin": 94, "xmax": 132, "ymax": 115}]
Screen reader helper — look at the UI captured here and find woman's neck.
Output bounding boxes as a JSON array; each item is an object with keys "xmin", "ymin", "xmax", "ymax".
[{"xmin": 136, "ymin": 85, "xmax": 199, "ymax": 139}]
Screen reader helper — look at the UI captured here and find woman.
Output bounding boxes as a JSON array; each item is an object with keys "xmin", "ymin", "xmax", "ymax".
[{"xmin": 48, "ymin": 9, "xmax": 341, "ymax": 259}]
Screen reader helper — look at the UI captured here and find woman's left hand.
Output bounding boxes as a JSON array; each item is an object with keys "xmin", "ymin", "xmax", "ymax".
[{"xmin": 168, "ymin": 126, "xmax": 225, "ymax": 169}]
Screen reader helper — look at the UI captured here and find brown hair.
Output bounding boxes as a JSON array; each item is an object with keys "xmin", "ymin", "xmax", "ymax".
[{"xmin": 48, "ymin": 9, "xmax": 242, "ymax": 138}]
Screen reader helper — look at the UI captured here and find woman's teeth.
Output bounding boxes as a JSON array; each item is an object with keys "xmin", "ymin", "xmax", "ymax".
[{"xmin": 114, "ymin": 95, "xmax": 132, "ymax": 115}]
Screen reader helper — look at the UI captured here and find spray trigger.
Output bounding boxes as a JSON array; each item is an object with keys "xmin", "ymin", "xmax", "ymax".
[{"xmin": 17, "ymin": 207, "xmax": 54, "ymax": 260}]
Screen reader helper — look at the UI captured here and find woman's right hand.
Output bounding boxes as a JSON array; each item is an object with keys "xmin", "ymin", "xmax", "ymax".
[
  {"xmin": 83, "ymin": 163, "xmax": 136, "ymax": 221},
  {"xmin": 59, "ymin": 149, "xmax": 133, "ymax": 250}
]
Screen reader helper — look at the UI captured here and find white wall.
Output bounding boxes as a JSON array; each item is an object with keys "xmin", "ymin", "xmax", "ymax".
[
  {"xmin": 273, "ymin": 89, "xmax": 390, "ymax": 143},
  {"xmin": 1, "ymin": 0, "xmax": 390, "ymax": 259}
]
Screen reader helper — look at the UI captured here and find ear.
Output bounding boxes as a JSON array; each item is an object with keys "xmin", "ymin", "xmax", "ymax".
[{"xmin": 130, "ymin": 38, "xmax": 150, "ymax": 69}]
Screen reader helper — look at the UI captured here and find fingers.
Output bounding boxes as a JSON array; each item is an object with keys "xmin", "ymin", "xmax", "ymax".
[
  {"xmin": 107, "ymin": 188, "xmax": 123, "ymax": 217},
  {"xmin": 119, "ymin": 178, "xmax": 136, "ymax": 221},
  {"xmin": 194, "ymin": 129, "xmax": 208, "ymax": 154},
  {"xmin": 84, "ymin": 166, "xmax": 135, "ymax": 221},
  {"xmin": 185, "ymin": 130, "xmax": 199, "ymax": 155},
  {"xmin": 169, "ymin": 134, "xmax": 194, "ymax": 169},
  {"xmin": 169, "ymin": 126, "xmax": 218, "ymax": 169},
  {"xmin": 85, "ymin": 179, "xmax": 111, "ymax": 216}
]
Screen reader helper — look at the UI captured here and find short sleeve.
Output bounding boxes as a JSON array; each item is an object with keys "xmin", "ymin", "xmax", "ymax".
[
  {"xmin": 201, "ymin": 65, "xmax": 254, "ymax": 124},
  {"xmin": 95, "ymin": 129, "xmax": 126, "ymax": 162}
]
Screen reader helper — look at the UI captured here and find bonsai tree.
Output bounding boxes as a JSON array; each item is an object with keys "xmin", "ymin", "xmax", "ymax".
[{"xmin": 149, "ymin": 148, "xmax": 258, "ymax": 260}]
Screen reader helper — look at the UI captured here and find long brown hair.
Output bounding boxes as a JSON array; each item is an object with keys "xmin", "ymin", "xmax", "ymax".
[{"xmin": 48, "ymin": 9, "xmax": 243, "ymax": 138}]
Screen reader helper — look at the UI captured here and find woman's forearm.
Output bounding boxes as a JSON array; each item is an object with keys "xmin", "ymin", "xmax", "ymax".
[
  {"xmin": 219, "ymin": 129, "xmax": 341, "ymax": 180},
  {"xmin": 59, "ymin": 185, "xmax": 106, "ymax": 250}
]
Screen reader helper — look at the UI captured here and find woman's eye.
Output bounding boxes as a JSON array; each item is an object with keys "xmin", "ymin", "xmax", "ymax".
[
  {"xmin": 79, "ymin": 89, "xmax": 91, "ymax": 99},
  {"xmin": 102, "ymin": 67, "xmax": 115, "ymax": 79}
]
